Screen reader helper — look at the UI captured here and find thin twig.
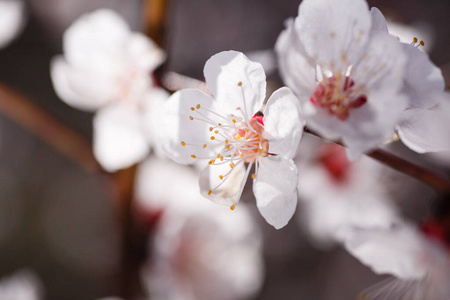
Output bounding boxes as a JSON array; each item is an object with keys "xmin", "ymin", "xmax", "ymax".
[
  {"xmin": 0, "ymin": 83, "xmax": 103, "ymax": 174},
  {"xmin": 367, "ymin": 149, "xmax": 450, "ymax": 192}
]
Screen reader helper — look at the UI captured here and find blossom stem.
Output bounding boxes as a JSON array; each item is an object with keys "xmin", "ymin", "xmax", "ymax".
[
  {"xmin": 304, "ymin": 128, "xmax": 450, "ymax": 192},
  {"xmin": 0, "ymin": 82, "xmax": 103, "ymax": 173}
]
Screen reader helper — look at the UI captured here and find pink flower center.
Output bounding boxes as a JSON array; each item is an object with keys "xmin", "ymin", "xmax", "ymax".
[
  {"xmin": 310, "ymin": 75, "xmax": 367, "ymax": 121},
  {"xmin": 235, "ymin": 113, "xmax": 269, "ymax": 163}
]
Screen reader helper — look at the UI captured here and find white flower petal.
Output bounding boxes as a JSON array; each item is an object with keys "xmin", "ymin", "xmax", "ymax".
[
  {"xmin": 125, "ymin": 33, "xmax": 165, "ymax": 71},
  {"xmin": 50, "ymin": 56, "xmax": 116, "ymax": 111},
  {"xmin": 295, "ymin": 0, "xmax": 371, "ymax": 72},
  {"xmin": 369, "ymin": 7, "xmax": 389, "ymax": 36},
  {"xmin": 263, "ymin": 87, "xmax": 304, "ymax": 159},
  {"xmin": 0, "ymin": 0, "xmax": 25, "ymax": 49},
  {"xmin": 402, "ymin": 44, "xmax": 444, "ymax": 109},
  {"xmin": 63, "ymin": 9, "xmax": 129, "ymax": 71},
  {"xmin": 344, "ymin": 225, "xmax": 428, "ymax": 280},
  {"xmin": 93, "ymin": 104, "xmax": 149, "ymax": 172},
  {"xmin": 275, "ymin": 18, "xmax": 316, "ymax": 99},
  {"xmin": 160, "ymin": 89, "xmax": 215, "ymax": 164},
  {"xmin": 204, "ymin": 51, "xmax": 266, "ymax": 117},
  {"xmin": 253, "ymin": 156, "xmax": 298, "ymax": 229},
  {"xmin": 397, "ymin": 108, "xmax": 450, "ymax": 153},
  {"xmin": 199, "ymin": 162, "xmax": 247, "ymax": 207},
  {"xmin": 352, "ymin": 32, "xmax": 406, "ymax": 94}
]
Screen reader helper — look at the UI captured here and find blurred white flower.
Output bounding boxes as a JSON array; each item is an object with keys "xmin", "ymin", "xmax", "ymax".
[
  {"xmin": 0, "ymin": 270, "xmax": 43, "ymax": 300},
  {"xmin": 276, "ymin": 0, "xmax": 450, "ymax": 158},
  {"xmin": 0, "ymin": 0, "xmax": 25, "ymax": 49},
  {"xmin": 50, "ymin": 9, "xmax": 167, "ymax": 171},
  {"xmin": 135, "ymin": 157, "xmax": 264, "ymax": 300},
  {"xmin": 160, "ymin": 50, "xmax": 304, "ymax": 229},
  {"xmin": 296, "ymin": 137, "xmax": 398, "ymax": 249},
  {"xmin": 344, "ymin": 221, "xmax": 450, "ymax": 299}
]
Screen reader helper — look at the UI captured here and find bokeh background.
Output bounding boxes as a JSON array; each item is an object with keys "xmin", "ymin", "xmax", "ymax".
[{"xmin": 0, "ymin": 0, "xmax": 448, "ymax": 299}]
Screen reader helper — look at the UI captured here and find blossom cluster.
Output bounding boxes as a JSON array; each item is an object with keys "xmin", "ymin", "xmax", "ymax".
[{"xmin": 39, "ymin": 0, "xmax": 450, "ymax": 298}]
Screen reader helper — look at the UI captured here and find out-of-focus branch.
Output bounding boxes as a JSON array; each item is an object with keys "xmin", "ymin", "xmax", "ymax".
[
  {"xmin": 142, "ymin": 0, "xmax": 169, "ymax": 47},
  {"xmin": 0, "ymin": 82, "xmax": 103, "ymax": 173}
]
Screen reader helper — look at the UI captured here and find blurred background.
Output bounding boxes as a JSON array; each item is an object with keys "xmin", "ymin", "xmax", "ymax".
[{"xmin": 0, "ymin": 0, "xmax": 449, "ymax": 299}]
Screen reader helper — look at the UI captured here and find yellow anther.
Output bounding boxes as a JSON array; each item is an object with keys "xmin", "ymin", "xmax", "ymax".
[
  {"xmin": 208, "ymin": 159, "xmax": 215, "ymax": 165},
  {"xmin": 232, "ymin": 119, "xmax": 237, "ymax": 123},
  {"xmin": 191, "ymin": 154, "xmax": 196, "ymax": 158},
  {"xmin": 190, "ymin": 107, "xmax": 195, "ymax": 111},
  {"xmin": 230, "ymin": 163, "xmax": 235, "ymax": 168},
  {"xmin": 240, "ymin": 154, "xmax": 244, "ymax": 158},
  {"xmin": 218, "ymin": 123, "xmax": 222, "ymax": 126},
  {"xmin": 251, "ymin": 173, "xmax": 256, "ymax": 179},
  {"xmin": 217, "ymin": 154, "xmax": 221, "ymax": 158},
  {"xmin": 208, "ymin": 190, "xmax": 212, "ymax": 195},
  {"xmin": 237, "ymin": 82, "xmax": 242, "ymax": 86},
  {"xmin": 226, "ymin": 145, "xmax": 231, "ymax": 150},
  {"xmin": 196, "ymin": 104, "xmax": 201, "ymax": 109},
  {"xmin": 189, "ymin": 116, "xmax": 194, "ymax": 120},
  {"xmin": 220, "ymin": 155, "xmax": 224, "ymax": 161},
  {"xmin": 235, "ymin": 134, "xmax": 243, "ymax": 140},
  {"xmin": 203, "ymin": 144, "xmax": 207, "ymax": 149},
  {"xmin": 230, "ymin": 204, "xmax": 236, "ymax": 210},
  {"xmin": 210, "ymin": 136, "xmax": 215, "ymax": 140},
  {"xmin": 420, "ymin": 40, "xmax": 425, "ymax": 46},
  {"xmin": 181, "ymin": 141, "xmax": 186, "ymax": 146},
  {"xmin": 209, "ymin": 127, "xmax": 213, "ymax": 132},
  {"xmin": 413, "ymin": 37, "xmax": 418, "ymax": 43},
  {"xmin": 214, "ymin": 130, "xmax": 219, "ymax": 134},
  {"xmin": 219, "ymin": 175, "xmax": 224, "ymax": 180},
  {"xmin": 225, "ymin": 140, "xmax": 229, "ymax": 144}
]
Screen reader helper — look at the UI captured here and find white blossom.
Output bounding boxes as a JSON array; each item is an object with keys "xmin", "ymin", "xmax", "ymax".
[
  {"xmin": 296, "ymin": 136, "xmax": 397, "ymax": 249},
  {"xmin": 276, "ymin": 0, "xmax": 432, "ymax": 158},
  {"xmin": 50, "ymin": 9, "xmax": 167, "ymax": 171},
  {"xmin": 344, "ymin": 221, "xmax": 450, "ymax": 299},
  {"xmin": 0, "ymin": 0, "xmax": 25, "ymax": 49},
  {"xmin": 135, "ymin": 157, "xmax": 264, "ymax": 300},
  {"xmin": 0, "ymin": 270, "xmax": 42, "ymax": 300},
  {"xmin": 160, "ymin": 51, "xmax": 304, "ymax": 229}
]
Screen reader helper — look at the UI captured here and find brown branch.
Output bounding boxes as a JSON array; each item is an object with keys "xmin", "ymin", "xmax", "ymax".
[
  {"xmin": 142, "ymin": 0, "xmax": 170, "ymax": 47},
  {"xmin": 0, "ymin": 83, "xmax": 103, "ymax": 174},
  {"xmin": 304, "ymin": 128, "xmax": 450, "ymax": 193},
  {"xmin": 367, "ymin": 149, "xmax": 450, "ymax": 192}
]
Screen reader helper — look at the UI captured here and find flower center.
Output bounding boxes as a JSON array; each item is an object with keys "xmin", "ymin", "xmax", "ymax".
[
  {"xmin": 181, "ymin": 82, "xmax": 271, "ymax": 208},
  {"xmin": 310, "ymin": 74, "xmax": 367, "ymax": 121}
]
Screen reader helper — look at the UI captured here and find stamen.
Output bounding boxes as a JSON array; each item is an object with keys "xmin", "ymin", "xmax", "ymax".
[
  {"xmin": 202, "ymin": 144, "xmax": 207, "ymax": 149},
  {"xmin": 251, "ymin": 173, "xmax": 256, "ymax": 179},
  {"xmin": 196, "ymin": 104, "xmax": 201, "ymax": 109},
  {"xmin": 181, "ymin": 141, "xmax": 186, "ymax": 146},
  {"xmin": 208, "ymin": 190, "xmax": 212, "ymax": 195},
  {"xmin": 219, "ymin": 175, "xmax": 224, "ymax": 180},
  {"xmin": 191, "ymin": 154, "xmax": 196, "ymax": 158},
  {"xmin": 230, "ymin": 204, "xmax": 236, "ymax": 210},
  {"xmin": 210, "ymin": 136, "xmax": 215, "ymax": 140},
  {"xmin": 189, "ymin": 116, "xmax": 194, "ymax": 120}
]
